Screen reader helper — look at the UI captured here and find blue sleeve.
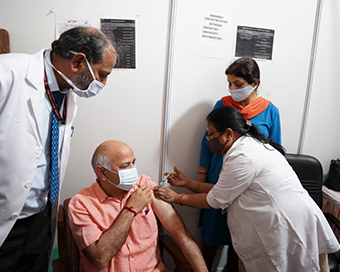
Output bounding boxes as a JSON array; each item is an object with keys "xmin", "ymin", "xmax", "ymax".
[
  {"xmin": 250, "ymin": 103, "xmax": 282, "ymax": 145},
  {"xmin": 199, "ymin": 100, "xmax": 223, "ymax": 167},
  {"xmin": 268, "ymin": 104, "xmax": 282, "ymax": 145}
]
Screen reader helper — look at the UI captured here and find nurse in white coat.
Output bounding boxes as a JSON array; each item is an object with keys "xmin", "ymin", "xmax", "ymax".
[
  {"xmin": 154, "ymin": 106, "xmax": 340, "ymax": 272},
  {"xmin": 0, "ymin": 26, "xmax": 116, "ymax": 272}
]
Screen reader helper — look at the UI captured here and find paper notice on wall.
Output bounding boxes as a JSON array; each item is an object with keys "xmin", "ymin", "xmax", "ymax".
[
  {"xmin": 55, "ymin": 15, "xmax": 92, "ymax": 38},
  {"xmin": 199, "ymin": 9, "xmax": 232, "ymax": 59}
]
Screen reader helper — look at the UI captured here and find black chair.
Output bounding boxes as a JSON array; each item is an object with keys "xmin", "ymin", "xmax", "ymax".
[{"xmin": 285, "ymin": 153, "xmax": 340, "ymax": 272}]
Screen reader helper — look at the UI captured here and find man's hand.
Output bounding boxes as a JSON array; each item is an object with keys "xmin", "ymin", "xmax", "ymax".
[
  {"xmin": 153, "ymin": 186, "xmax": 179, "ymax": 204},
  {"xmin": 125, "ymin": 184, "xmax": 152, "ymax": 213}
]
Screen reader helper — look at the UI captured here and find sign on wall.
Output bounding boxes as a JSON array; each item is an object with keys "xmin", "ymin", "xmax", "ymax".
[
  {"xmin": 101, "ymin": 18, "xmax": 136, "ymax": 69},
  {"xmin": 235, "ymin": 25, "xmax": 275, "ymax": 60}
]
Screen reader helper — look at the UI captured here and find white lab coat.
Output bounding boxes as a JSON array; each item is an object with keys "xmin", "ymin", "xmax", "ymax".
[
  {"xmin": 0, "ymin": 49, "xmax": 78, "ymax": 248},
  {"xmin": 207, "ymin": 136, "xmax": 340, "ymax": 272}
]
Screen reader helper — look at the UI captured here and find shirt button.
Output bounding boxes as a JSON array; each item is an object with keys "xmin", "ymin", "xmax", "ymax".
[
  {"xmin": 10, "ymin": 213, "xmax": 19, "ymax": 219},
  {"xmin": 131, "ymin": 258, "xmax": 134, "ymax": 261},
  {"xmin": 24, "ymin": 181, "xmax": 32, "ymax": 188},
  {"xmin": 35, "ymin": 148, "xmax": 42, "ymax": 156}
]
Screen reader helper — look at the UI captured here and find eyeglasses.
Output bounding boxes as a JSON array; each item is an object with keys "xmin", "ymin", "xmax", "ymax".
[{"xmin": 205, "ymin": 130, "xmax": 224, "ymax": 141}]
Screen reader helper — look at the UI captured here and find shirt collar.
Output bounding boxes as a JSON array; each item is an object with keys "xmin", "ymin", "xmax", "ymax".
[
  {"xmin": 93, "ymin": 178, "xmax": 143, "ymax": 203},
  {"xmin": 44, "ymin": 49, "xmax": 61, "ymax": 93},
  {"xmin": 93, "ymin": 180, "xmax": 112, "ymax": 203},
  {"xmin": 93, "ymin": 179, "xmax": 133, "ymax": 204}
]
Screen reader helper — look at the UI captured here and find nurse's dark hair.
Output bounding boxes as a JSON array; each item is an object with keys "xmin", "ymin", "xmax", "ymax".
[
  {"xmin": 51, "ymin": 26, "xmax": 114, "ymax": 65},
  {"xmin": 225, "ymin": 57, "xmax": 260, "ymax": 87},
  {"xmin": 206, "ymin": 106, "xmax": 285, "ymax": 155}
]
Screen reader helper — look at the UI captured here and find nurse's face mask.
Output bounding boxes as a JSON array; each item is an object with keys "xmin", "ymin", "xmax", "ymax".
[
  {"xmin": 103, "ymin": 166, "xmax": 139, "ymax": 191},
  {"xmin": 51, "ymin": 51, "xmax": 104, "ymax": 98},
  {"xmin": 206, "ymin": 130, "xmax": 228, "ymax": 156}
]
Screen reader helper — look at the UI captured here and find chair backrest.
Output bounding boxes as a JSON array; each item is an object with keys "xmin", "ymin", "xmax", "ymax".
[
  {"xmin": 54, "ymin": 198, "xmax": 80, "ymax": 272},
  {"xmin": 285, "ymin": 153, "xmax": 323, "ymax": 208},
  {"xmin": 0, "ymin": 29, "xmax": 10, "ymax": 54}
]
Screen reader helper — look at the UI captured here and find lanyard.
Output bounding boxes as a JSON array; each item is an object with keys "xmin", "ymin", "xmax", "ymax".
[{"xmin": 44, "ymin": 67, "xmax": 67, "ymax": 125}]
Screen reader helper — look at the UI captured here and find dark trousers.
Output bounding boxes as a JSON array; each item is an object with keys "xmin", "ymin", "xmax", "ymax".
[{"xmin": 0, "ymin": 201, "xmax": 52, "ymax": 272}]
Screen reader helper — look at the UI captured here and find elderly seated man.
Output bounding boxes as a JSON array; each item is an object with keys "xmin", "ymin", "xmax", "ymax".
[{"xmin": 68, "ymin": 140, "xmax": 208, "ymax": 272}]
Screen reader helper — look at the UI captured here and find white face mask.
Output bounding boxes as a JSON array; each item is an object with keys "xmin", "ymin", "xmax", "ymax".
[
  {"xmin": 49, "ymin": 51, "xmax": 104, "ymax": 98},
  {"xmin": 229, "ymin": 84, "xmax": 255, "ymax": 102},
  {"xmin": 104, "ymin": 167, "xmax": 139, "ymax": 191}
]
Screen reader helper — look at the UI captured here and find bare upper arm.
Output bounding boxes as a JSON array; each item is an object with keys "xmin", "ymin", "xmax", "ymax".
[{"xmin": 151, "ymin": 194, "xmax": 186, "ymax": 237}]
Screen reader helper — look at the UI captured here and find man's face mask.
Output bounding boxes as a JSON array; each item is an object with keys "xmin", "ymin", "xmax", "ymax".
[
  {"xmin": 228, "ymin": 84, "xmax": 255, "ymax": 102},
  {"xmin": 104, "ymin": 167, "xmax": 139, "ymax": 191},
  {"xmin": 50, "ymin": 51, "xmax": 104, "ymax": 98}
]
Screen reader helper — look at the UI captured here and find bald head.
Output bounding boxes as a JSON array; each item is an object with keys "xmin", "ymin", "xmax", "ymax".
[{"xmin": 91, "ymin": 140, "xmax": 134, "ymax": 172}]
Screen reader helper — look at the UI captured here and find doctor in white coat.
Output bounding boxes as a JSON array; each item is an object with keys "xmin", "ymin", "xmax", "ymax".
[{"xmin": 0, "ymin": 26, "xmax": 116, "ymax": 272}]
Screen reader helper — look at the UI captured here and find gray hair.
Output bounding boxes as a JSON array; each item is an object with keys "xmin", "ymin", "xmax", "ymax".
[
  {"xmin": 91, "ymin": 146, "xmax": 112, "ymax": 174},
  {"xmin": 51, "ymin": 26, "xmax": 113, "ymax": 65}
]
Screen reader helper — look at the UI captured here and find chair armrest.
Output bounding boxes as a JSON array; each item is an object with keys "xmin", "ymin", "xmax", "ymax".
[
  {"xmin": 57, "ymin": 204, "xmax": 67, "ymax": 259},
  {"xmin": 159, "ymin": 234, "xmax": 194, "ymax": 272},
  {"xmin": 52, "ymin": 258, "xmax": 71, "ymax": 272},
  {"xmin": 324, "ymin": 212, "xmax": 340, "ymax": 231}
]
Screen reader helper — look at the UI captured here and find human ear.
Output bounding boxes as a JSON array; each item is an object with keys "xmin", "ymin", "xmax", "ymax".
[
  {"xmin": 70, "ymin": 53, "xmax": 87, "ymax": 72},
  {"xmin": 251, "ymin": 81, "xmax": 259, "ymax": 89},
  {"xmin": 95, "ymin": 165, "xmax": 106, "ymax": 181},
  {"xmin": 225, "ymin": 128, "xmax": 234, "ymax": 141}
]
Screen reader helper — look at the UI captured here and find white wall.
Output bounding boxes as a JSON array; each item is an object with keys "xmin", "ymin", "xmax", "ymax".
[
  {"xmin": 166, "ymin": 0, "xmax": 317, "ymax": 175},
  {"xmin": 1, "ymin": 0, "xmax": 339, "ymax": 271},
  {"xmin": 0, "ymin": 0, "xmax": 170, "ymax": 198},
  {"xmin": 303, "ymin": 1, "xmax": 340, "ymax": 171}
]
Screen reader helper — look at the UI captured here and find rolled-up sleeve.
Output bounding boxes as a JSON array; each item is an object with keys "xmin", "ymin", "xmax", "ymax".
[{"xmin": 68, "ymin": 198, "xmax": 103, "ymax": 251}]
